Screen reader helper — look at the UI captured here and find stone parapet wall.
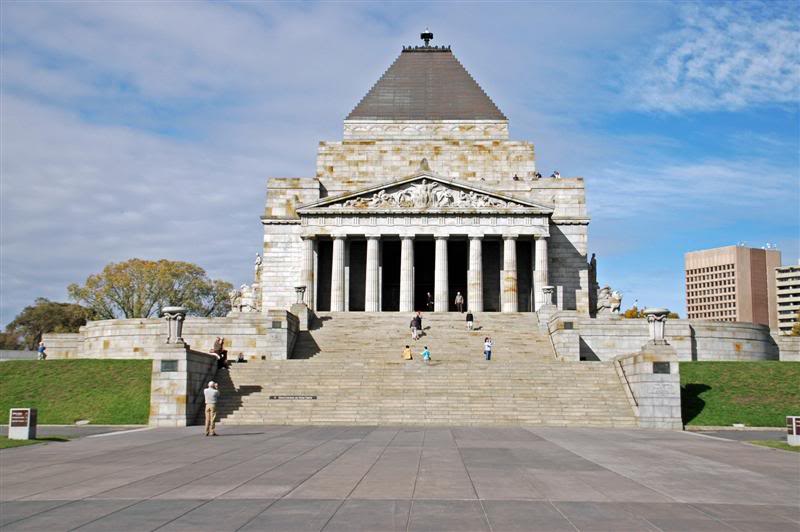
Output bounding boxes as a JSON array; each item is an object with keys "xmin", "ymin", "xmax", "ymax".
[
  {"xmin": 547, "ymin": 313, "xmax": 784, "ymax": 362},
  {"xmin": 772, "ymin": 333, "xmax": 800, "ymax": 361},
  {"xmin": 691, "ymin": 321, "xmax": 779, "ymax": 361},
  {"xmin": 43, "ymin": 311, "xmax": 299, "ymax": 362},
  {"xmin": 343, "ymin": 120, "xmax": 509, "ymax": 141}
]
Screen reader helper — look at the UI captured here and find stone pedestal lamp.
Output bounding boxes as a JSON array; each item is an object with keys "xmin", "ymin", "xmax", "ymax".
[{"xmin": 161, "ymin": 306, "xmax": 188, "ymax": 344}]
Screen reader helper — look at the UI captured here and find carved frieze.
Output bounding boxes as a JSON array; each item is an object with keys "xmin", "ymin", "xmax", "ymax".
[{"xmin": 329, "ymin": 179, "xmax": 516, "ymax": 210}]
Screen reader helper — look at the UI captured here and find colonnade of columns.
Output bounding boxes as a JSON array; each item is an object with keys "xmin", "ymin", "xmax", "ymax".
[{"xmin": 301, "ymin": 235, "xmax": 550, "ymax": 313}]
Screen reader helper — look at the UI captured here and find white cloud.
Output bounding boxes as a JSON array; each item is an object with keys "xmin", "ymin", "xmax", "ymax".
[{"xmin": 631, "ymin": 2, "xmax": 800, "ymax": 112}]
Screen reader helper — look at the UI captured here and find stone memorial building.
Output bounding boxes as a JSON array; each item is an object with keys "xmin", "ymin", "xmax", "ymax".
[{"xmin": 261, "ymin": 36, "xmax": 590, "ymax": 316}]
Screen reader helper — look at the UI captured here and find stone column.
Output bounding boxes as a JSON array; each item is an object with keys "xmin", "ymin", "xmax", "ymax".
[
  {"xmin": 434, "ymin": 237, "xmax": 449, "ymax": 312},
  {"xmin": 533, "ymin": 236, "xmax": 549, "ymax": 311},
  {"xmin": 467, "ymin": 237, "xmax": 483, "ymax": 312},
  {"xmin": 501, "ymin": 236, "xmax": 518, "ymax": 313},
  {"xmin": 399, "ymin": 237, "xmax": 414, "ymax": 312},
  {"xmin": 330, "ymin": 236, "xmax": 345, "ymax": 312},
  {"xmin": 365, "ymin": 236, "xmax": 380, "ymax": 312},
  {"xmin": 344, "ymin": 240, "xmax": 351, "ymax": 311},
  {"xmin": 301, "ymin": 237, "xmax": 315, "ymax": 311}
]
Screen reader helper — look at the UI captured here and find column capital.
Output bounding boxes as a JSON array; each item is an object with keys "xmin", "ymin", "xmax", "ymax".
[
  {"xmin": 365, "ymin": 234, "xmax": 381, "ymax": 241},
  {"xmin": 400, "ymin": 234, "xmax": 414, "ymax": 241},
  {"xmin": 469, "ymin": 235, "xmax": 484, "ymax": 241},
  {"xmin": 301, "ymin": 235, "xmax": 316, "ymax": 241},
  {"xmin": 434, "ymin": 235, "xmax": 449, "ymax": 240},
  {"xmin": 332, "ymin": 234, "xmax": 347, "ymax": 241},
  {"xmin": 503, "ymin": 234, "xmax": 519, "ymax": 241},
  {"xmin": 534, "ymin": 235, "xmax": 549, "ymax": 241}
]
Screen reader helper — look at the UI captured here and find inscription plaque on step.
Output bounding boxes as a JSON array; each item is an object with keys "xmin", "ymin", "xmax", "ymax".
[
  {"xmin": 160, "ymin": 360, "xmax": 178, "ymax": 372},
  {"xmin": 269, "ymin": 395, "xmax": 317, "ymax": 400}
]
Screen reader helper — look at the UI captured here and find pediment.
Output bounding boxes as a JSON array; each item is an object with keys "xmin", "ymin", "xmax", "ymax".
[{"xmin": 297, "ymin": 173, "xmax": 553, "ymax": 214}]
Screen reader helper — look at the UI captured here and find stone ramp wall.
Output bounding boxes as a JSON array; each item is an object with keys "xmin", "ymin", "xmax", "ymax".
[{"xmin": 42, "ymin": 311, "xmax": 298, "ymax": 361}]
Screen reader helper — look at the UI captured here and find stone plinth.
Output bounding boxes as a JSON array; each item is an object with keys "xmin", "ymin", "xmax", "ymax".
[
  {"xmin": 616, "ymin": 344, "xmax": 682, "ymax": 430},
  {"xmin": 149, "ymin": 344, "xmax": 217, "ymax": 427}
]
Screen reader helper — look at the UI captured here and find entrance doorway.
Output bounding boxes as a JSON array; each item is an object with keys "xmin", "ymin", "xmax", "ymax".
[
  {"xmin": 448, "ymin": 240, "xmax": 468, "ymax": 311},
  {"xmin": 381, "ymin": 240, "xmax": 400, "ymax": 311},
  {"xmin": 414, "ymin": 240, "xmax": 435, "ymax": 311}
]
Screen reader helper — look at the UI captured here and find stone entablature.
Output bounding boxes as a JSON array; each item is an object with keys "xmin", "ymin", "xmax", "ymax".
[{"xmin": 343, "ymin": 119, "xmax": 509, "ymax": 140}]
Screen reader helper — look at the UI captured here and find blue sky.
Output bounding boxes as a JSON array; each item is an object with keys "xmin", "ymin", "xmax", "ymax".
[{"xmin": 1, "ymin": 1, "xmax": 798, "ymax": 324}]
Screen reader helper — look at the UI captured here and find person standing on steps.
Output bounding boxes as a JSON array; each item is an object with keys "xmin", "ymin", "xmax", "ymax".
[
  {"xmin": 409, "ymin": 315, "xmax": 418, "ymax": 341},
  {"xmin": 466, "ymin": 310, "xmax": 474, "ymax": 331},
  {"xmin": 454, "ymin": 292, "xmax": 464, "ymax": 313},
  {"xmin": 414, "ymin": 311, "xmax": 423, "ymax": 338},
  {"xmin": 422, "ymin": 346, "xmax": 431, "ymax": 364},
  {"xmin": 483, "ymin": 336, "xmax": 493, "ymax": 361},
  {"xmin": 204, "ymin": 381, "xmax": 219, "ymax": 436},
  {"xmin": 402, "ymin": 345, "xmax": 413, "ymax": 360},
  {"xmin": 426, "ymin": 292, "xmax": 434, "ymax": 311}
]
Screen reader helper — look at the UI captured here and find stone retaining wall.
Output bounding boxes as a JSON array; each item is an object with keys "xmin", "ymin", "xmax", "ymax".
[
  {"xmin": 149, "ymin": 344, "xmax": 218, "ymax": 427},
  {"xmin": 773, "ymin": 333, "xmax": 800, "ymax": 361},
  {"xmin": 43, "ymin": 311, "xmax": 299, "ymax": 362},
  {"xmin": 548, "ymin": 313, "xmax": 782, "ymax": 362}
]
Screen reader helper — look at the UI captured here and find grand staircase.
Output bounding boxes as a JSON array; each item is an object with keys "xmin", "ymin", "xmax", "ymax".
[{"xmin": 214, "ymin": 312, "xmax": 637, "ymax": 427}]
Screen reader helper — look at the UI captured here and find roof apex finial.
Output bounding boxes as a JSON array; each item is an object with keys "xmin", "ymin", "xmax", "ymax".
[{"xmin": 420, "ymin": 28, "xmax": 433, "ymax": 47}]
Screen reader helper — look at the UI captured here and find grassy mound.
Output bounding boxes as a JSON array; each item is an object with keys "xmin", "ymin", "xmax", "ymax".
[
  {"xmin": 0, "ymin": 360, "xmax": 151, "ymax": 425},
  {"xmin": 681, "ymin": 361, "xmax": 800, "ymax": 427}
]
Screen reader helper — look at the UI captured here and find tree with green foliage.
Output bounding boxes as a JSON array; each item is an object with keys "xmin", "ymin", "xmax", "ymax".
[
  {"xmin": 622, "ymin": 306, "xmax": 679, "ymax": 319},
  {"xmin": 791, "ymin": 311, "xmax": 800, "ymax": 336},
  {"xmin": 3, "ymin": 298, "xmax": 95, "ymax": 350},
  {"xmin": 68, "ymin": 259, "xmax": 233, "ymax": 319}
]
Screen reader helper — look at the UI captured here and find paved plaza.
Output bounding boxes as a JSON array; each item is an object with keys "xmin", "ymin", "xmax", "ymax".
[{"xmin": 1, "ymin": 426, "xmax": 798, "ymax": 531}]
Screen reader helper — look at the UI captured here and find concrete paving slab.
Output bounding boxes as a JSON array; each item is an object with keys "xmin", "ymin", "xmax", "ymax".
[
  {"xmin": 3, "ymin": 499, "xmax": 133, "ymax": 531},
  {"xmin": 407, "ymin": 499, "xmax": 490, "ymax": 531},
  {"xmin": 553, "ymin": 501, "xmax": 660, "ymax": 531},
  {"xmin": 322, "ymin": 499, "xmax": 410, "ymax": 531},
  {"xmin": 238, "ymin": 498, "xmax": 341, "ymax": 531},
  {"xmin": 73, "ymin": 498, "xmax": 206, "ymax": 531},
  {"xmin": 0, "ymin": 500, "xmax": 68, "ymax": 527},
  {"xmin": 157, "ymin": 499, "xmax": 276, "ymax": 532},
  {"xmin": 482, "ymin": 500, "xmax": 575, "ymax": 531}
]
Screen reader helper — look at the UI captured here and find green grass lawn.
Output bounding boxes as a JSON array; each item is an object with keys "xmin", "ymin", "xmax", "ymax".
[
  {"xmin": 0, "ymin": 360, "xmax": 151, "ymax": 425},
  {"xmin": 748, "ymin": 440, "xmax": 800, "ymax": 453},
  {"xmin": 681, "ymin": 361, "xmax": 800, "ymax": 427},
  {"xmin": 0, "ymin": 436, "xmax": 69, "ymax": 450}
]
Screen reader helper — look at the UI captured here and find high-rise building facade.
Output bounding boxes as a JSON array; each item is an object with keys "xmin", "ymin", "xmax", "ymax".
[
  {"xmin": 685, "ymin": 245, "xmax": 780, "ymax": 328},
  {"xmin": 776, "ymin": 264, "xmax": 800, "ymax": 334}
]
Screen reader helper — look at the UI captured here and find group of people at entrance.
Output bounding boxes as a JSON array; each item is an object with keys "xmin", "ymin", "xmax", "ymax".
[
  {"xmin": 405, "ymin": 310, "xmax": 493, "ymax": 362},
  {"xmin": 424, "ymin": 291, "xmax": 466, "ymax": 312}
]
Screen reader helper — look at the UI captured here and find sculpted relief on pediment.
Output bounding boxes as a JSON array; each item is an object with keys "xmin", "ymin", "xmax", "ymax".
[{"xmin": 328, "ymin": 179, "xmax": 515, "ymax": 210}]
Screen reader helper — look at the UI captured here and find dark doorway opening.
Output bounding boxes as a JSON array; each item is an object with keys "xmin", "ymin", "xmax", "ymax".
[
  {"xmin": 448, "ymin": 240, "xmax": 468, "ymax": 311},
  {"xmin": 414, "ymin": 240, "xmax": 435, "ymax": 311},
  {"xmin": 348, "ymin": 240, "xmax": 366, "ymax": 311},
  {"xmin": 381, "ymin": 240, "xmax": 400, "ymax": 311},
  {"xmin": 316, "ymin": 240, "xmax": 332, "ymax": 311},
  {"xmin": 518, "ymin": 240, "xmax": 533, "ymax": 312},
  {"xmin": 482, "ymin": 239, "xmax": 501, "ymax": 312}
]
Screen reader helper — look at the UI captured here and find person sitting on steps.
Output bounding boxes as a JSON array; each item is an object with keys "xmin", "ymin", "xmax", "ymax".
[{"xmin": 402, "ymin": 345, "xmax": 413, "ymax": 360}]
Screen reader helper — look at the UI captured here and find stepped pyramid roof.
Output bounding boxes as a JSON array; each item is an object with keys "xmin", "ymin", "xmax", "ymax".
[{"xmin": 346, "ymin": 36, "xmax": 506, "ymax": 121}]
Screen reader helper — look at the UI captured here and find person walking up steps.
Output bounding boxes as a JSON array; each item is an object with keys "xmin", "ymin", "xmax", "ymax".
[
  {"xmin": 483, "ymin": 337, "xmax": 493, "ymax": 361},
  {"xmin": 466, "ymin": 311, "xmax": 474, "ymax": 331},
  {"xmin": 414, "ymin": 312, "xmax": 423, "ymax": 339},
  {"xmin": 409, "ymin": 315, "xmax": 418, "ymax": 341},
  {"xmin": 204, "ymin": 381, "xmax": 219, "ymax": 436},
  {"xmin": 422, "ymin": 346, "xmax": 431, "ymax": 364}
]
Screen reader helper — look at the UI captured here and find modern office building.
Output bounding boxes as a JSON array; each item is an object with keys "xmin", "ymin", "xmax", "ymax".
[
  {"xmin": 776, "ymin": 263, "xmax": 800, "ymax": 334},
  {"xmin": 685, "ymin": 245, "xmax": 780, "ymax": 328}
]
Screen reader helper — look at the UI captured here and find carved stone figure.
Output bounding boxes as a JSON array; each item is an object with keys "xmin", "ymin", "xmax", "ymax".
[
  {"xmin": 336, "ymin": 181, "xmax": 513, "ymax": 210},
  {"xmin": 229, "ymin": 283, "xmax": 260, "ymax": 313},
  {"xmin": 596, "ymin": 286, "xmax": 622, "ymax": 315}
]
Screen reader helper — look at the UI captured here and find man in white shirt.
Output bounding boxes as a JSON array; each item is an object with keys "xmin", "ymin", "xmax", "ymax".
[{"xmin": 204, "ymin": 381, "xmax": 219, "ymax": 436}]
